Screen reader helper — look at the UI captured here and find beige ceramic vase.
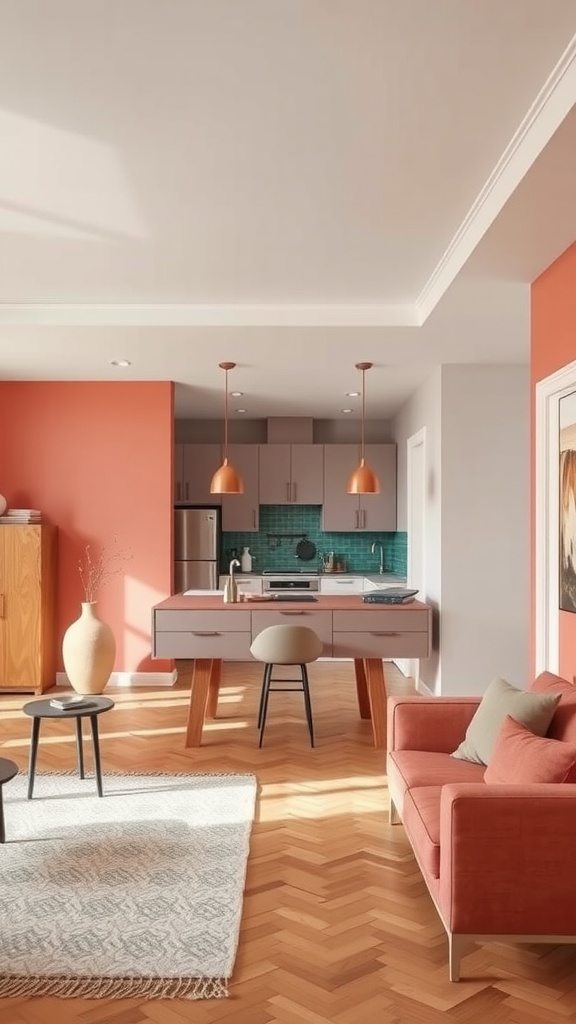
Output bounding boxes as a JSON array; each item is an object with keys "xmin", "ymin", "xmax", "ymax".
[{"xmin": 62, "ymin": 601, "xmax": 116, "ymax": 694}]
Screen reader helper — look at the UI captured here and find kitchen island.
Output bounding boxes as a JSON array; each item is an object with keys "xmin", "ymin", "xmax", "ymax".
[{"xmin": 152, "ymin": 593, "xmax": 432, "ymax": 748}]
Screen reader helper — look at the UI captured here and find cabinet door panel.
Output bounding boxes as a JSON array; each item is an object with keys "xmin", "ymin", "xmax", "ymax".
[
  {"xmin": 182, "ymin": 444, "xmax": 223, "ymax": 505},
  {"xmin": 361, "ymin": 444, "xmax": 397, "ymax": 531},
  {"xmin": 174, "ymin": 443, "xmax": 185, "ymax": 503},
  {"xmin": 259, "ymin": 445, "xmax": 291, "ymax": 504},
  {"xmin": 291, "ymin": 445, "xmax": 324, "ymax": 504},
  {"xmin": 322, "ymin": 445, "xmax": 360, "ymax": 531},
  {"xmin": 221, "ymin": 445, "xmax": 260, "ymax": 531}
]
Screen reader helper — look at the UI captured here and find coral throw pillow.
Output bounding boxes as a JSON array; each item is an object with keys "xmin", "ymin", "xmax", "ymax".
[{"xmin": 484, "ymin": 715, "xmax": 576, "ymax": 784}]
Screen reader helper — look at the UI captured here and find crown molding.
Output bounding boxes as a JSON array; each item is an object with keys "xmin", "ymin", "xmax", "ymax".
[
  {"xmin": 416, "ymin": 34, "xmax": 576, "ymax": 323},
  {"xmin": 0, "ymin": 302, "xmax": 420, "ymax": 328}
]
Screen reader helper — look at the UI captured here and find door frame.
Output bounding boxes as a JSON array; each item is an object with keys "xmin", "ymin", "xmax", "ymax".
[{"xmin": 535, "ymin": 359, "xmax": 576, "ymax": 675}]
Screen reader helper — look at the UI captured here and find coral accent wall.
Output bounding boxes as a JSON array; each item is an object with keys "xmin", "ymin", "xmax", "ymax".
[
  {"xmin": 532, "ymin": 240, "xmax": 576, "ymax": 679},
  {"xmin": 0, "ymin": 381, "xmax": 174, "ymax": 677}
]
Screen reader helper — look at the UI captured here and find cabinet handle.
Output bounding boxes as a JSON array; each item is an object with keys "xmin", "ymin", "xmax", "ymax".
[
  {"xmin": 286, "ymin": 482, "xmax": 291, "ymax": 502},
  {"xmin": 192, "ymin": 631, "xmax": 221, "ymax": 636},
  {"xmin": 253, "ymin": 509, "xmax": 257, "ymax": 528},
  {"xmin": 176, "ymin": 482, "xmax": 181, "ymax": 501},
  {"xmin": 292, "ymin": 482, "xmax": 297, "ymax": 502},
  {"xmin": 279, "ymin": 610, "xmax": 305, "ymax": 615},
  {"xmin": 0, "ymin": 594, "xmax": 4, "ymax": 618},
  {"xmin": 363, "ymin": 510, "xmax": 367, "ymax": 528},
  {"xmin": 354, "ymin": 509, "xmax": 359, "ymax": 529},
  {"xmin": 185, "ymin": 482, "xmax": 189, "ymax": 500},
  {"xmin": 370, "ymin": 631, "xmax": 400, "ymax": 636}
]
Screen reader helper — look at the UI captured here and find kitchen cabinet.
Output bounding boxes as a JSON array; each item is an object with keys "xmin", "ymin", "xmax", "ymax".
[
  {"xmin": 258, "ymin": 444, "xmax": 324, "ymax": 504},
  {"xmin": 221, "ymin": 445, "xmax": 259, "ymax": 531},
  {"xmin": 0, "ymin": 524, "xmax": 58, "ymax": 693},
  {"xmin": 178, "ymin": 444, "xmax": 223, "ymax": 506},
  {"xmin": 319, "ymin": 575, "xmax": 365, "ymax": 595},
  {"xmin": 322, "ymin": 444, "xmax": 397, "ymax": 532},
  {"xmin": 218, "ymin": 574, "xmax": 263, "ymax": 595},
  {"xmin": 174, "ymin": 443, "xmax": 184, "ymax": 503}
]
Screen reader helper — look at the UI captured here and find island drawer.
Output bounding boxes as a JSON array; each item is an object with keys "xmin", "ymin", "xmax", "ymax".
[
  {"xmin": 154, "ymin": 609, "xmax": 251, "ymax": 633},
  {"xmin": 332, "ymin": 630, "xmax": 430, "ymax": 659},
  {"xmin": 154, "ymin": 630, "xmax": 252, "ymax": 659},
  {"xmin": 333, "ymin": 608, "xmax": 429, "ymax": 633},
  {"xmin": 251, "ymin": 609, "xmax": 333, "ymax": 650}
]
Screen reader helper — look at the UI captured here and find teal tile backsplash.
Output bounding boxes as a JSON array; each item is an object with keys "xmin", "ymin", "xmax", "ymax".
[{"xmin": 222, "ymin": 505, "xmax": 407, "ymax": 575}]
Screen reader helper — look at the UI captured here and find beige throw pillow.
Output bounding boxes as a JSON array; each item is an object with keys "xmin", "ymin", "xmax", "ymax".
[{"xmin": 451, "ymin": 677, "xmax": 560, "ymax": 765}]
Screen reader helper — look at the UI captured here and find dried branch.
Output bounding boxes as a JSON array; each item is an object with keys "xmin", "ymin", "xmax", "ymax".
[{"xmin": 78, "ymin": 540, "xmax": 132, "ymax": 603}]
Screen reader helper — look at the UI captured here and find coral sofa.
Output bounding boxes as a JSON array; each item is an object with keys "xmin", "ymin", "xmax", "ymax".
[{"xmin": 386, "ymin": 672, "xmax": 576, "ymax": 981}]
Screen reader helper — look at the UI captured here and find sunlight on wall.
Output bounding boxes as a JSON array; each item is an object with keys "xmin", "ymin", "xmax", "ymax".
[
  {"xmin": 123, "ymin": 573, "xmax": 169, "ymax": 669},
  {"xmin": 0, "ymin": 108, "xmax": 146, "ymax": 239}
]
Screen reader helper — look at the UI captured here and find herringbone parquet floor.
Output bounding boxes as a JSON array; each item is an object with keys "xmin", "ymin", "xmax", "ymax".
[{"xmin": 1, "ymin": 660, "xmax": 576, "ymax": 1023}]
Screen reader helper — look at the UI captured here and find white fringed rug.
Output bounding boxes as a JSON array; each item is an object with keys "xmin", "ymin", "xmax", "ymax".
[{"xmin": 0, "ymin": 772, "xmax": 257, "ymax": 999}]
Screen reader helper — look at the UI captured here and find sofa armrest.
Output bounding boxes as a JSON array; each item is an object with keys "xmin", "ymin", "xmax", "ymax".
[
  {"xmin": 387, "ymin": 696, "xmax": 480, "ymax": 753},
  {"xmin": 439, "ymin": 783, "xmax": 576, "ymax": 934}
]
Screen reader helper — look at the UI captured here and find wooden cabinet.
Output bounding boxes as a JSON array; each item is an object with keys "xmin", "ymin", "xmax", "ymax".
[
  {"xmin": 221, "ymin": 445, "xmax": 260, "ymax": 531},
  {"xmin": 0, "ymin": 525, "xmax": 58, "ymax": 693},
  {"xmin": 322, "ymin": 444, "xmax": 397, "ymax": 532},
  {"xmin": 180, "ymin": 444, "xmax": 223, "ymax": 506},
  {"xmin": 258, "ymin": 444, "xmax": 324, "ymax": 504}
]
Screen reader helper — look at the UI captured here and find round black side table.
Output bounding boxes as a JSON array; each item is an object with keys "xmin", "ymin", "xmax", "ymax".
[
  {"xmin": 23, "ymin": 696, "xmax": 114, "ymax": 799},
  {"xmin": 0, "ymin": 758, "xmax": 18, "ymax": 842}
]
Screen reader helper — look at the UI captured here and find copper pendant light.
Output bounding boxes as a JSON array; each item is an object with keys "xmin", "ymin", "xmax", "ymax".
[
  {"xmin": 210, "ymin": 362, "xmax": 244, "ymax": 494},
  {"xmin": 346, "ymin": 362, "xmax": 380, "ymax": 494}
]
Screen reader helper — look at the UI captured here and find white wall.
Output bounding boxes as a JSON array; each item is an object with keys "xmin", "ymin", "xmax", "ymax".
[
  {"xmin": 393, "ymin": 364, "xmax": 529, "ymax": 696},
  {"xmin": 440, "ymin": 365, "xmax": 529, "ymax": 694}
]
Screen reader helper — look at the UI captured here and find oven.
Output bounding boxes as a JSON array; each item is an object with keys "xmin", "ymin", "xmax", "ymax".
[{"xmin": 262, "ymin": 571, "xmax": 320, "ymax": 594}]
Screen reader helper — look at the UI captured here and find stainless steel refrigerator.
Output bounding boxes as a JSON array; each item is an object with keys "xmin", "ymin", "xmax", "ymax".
[{"xmin": 174, "ymin": 508, "xmax": 220, "ymax": 593}]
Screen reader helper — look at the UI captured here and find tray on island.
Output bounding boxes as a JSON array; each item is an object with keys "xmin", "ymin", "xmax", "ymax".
[{"xmin": 362, "ymin": 588, "xmax": 419, "ymax": 605}]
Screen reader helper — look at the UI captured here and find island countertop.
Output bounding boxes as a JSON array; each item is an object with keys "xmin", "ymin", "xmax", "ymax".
[{"xmin": 153, "ymin": 592, "xmax": 427, "ymax": 612}]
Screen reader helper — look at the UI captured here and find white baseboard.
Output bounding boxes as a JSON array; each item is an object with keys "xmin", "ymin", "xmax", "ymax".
[{"xmin": 56, "ymin": 670, "xmax": 178, "ymax": 689}]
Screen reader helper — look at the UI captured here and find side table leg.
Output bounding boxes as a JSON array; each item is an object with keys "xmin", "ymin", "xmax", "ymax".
[
  {"xmin": 27, "ymin": 718, "xmax": 41, "ymax": 799},
  {"xmin": 89, "ymin": 716, "xmax": 104, "ymax": 797},
  {"xmin": 76, "ymin": 717, "xmax": 85, "ymax": 779}
]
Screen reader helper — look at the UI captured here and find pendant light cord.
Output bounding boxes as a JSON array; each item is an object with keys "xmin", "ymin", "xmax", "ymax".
[
  {"xmin": 224, "ymin": 366, "xmax": 229, "ymax": 460},
  {"xmin": 360, "ymin": 365, "xmax": 366, "ymax": 461}
]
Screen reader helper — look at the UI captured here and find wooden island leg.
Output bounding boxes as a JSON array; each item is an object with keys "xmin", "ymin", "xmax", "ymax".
[
  {"xmin": 206, "ymin": 659, "xmax": 222, "ymax": 719},
  {"xmin": 185, "ymin": 658, "xmax": 214, "ymax": 747},
  {"xmin": 353, "ymin": 658, "xmax": 372, "ymax": 719},
  {"xmin": 364, "ymin": 658, "xmax": 387, "ymax": 748}
]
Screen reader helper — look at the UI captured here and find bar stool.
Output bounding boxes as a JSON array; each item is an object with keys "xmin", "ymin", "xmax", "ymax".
[{"xmin": 250, "ymin": 624, "xmax": 323, "ymax": 747}]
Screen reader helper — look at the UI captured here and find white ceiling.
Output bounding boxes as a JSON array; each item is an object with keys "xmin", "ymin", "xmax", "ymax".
[{"xmin": 1, "ymin": 0, "xmax": 576, "ymax": 418}]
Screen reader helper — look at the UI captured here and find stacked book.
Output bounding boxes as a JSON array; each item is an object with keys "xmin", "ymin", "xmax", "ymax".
[{"xmin": 0, "ymin": 508, "xmax": 42, "ymax": 524}]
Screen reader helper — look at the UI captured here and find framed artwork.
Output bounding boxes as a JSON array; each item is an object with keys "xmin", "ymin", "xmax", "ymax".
[{"xmin": 559, "ymin": 390, "xmax": 576, "ymax": 611}]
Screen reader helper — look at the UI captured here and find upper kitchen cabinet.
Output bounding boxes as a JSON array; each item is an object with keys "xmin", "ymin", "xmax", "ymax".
[
  {"xmin": 322, "ymin": 444, "xmax": 397, "ymax": 531},
  {"xmin": 178, "ymin": 444, "xmax": 223, "ymax": 505},
  {"xmin": 221, "ymin": 444, "xmax": 260, "ymax": 531},
  {"xmin": 258, "ymin": 444, "xmax": 324, "ymax": 504}
]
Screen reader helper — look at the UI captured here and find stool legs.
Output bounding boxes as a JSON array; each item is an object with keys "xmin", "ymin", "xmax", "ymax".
[
  {"xmin": 258, "ymin": 662, "xmax": 315, "ymax": 748},
  {"xmin": 27, "ymin": 717, "xmax": 41, "ymax": 799}
]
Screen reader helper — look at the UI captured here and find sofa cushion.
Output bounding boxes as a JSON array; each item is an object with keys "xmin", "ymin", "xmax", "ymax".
[
  {"xmin": 530, "ymin": 672, "xmax": 576, "ymax": 744},
  {"xmin": 389, "ymin": 749, "xmax": 485, "ymax": 800},
  {"xmin": 451, "ymin": 677, "xmax": 560, "ymax": 766},
  {"xmin": 403, "ymin": 786, "xmax": 442, "ymax": 880},
  {"xmin": 484, "ymin": 715, "xmax": 576, "ymax": 784}
]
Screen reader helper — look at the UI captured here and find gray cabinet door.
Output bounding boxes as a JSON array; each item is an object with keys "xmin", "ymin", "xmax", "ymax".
[
  {"xmin": 322, "ymin": 444, "xmax": 397, "ymax": 531},
  {"xmin": 221, "ymin": 445, "xmax": 260, "ymax": 531},
  {"xmin": 291, "ymin": 445, "xmax": 324, "ymax": 504},
  {"xmin": 182, "ymin": 444, "xmax": 223, "ymax": 505},
  {"xmin": 258, "ymin": 444, "xmax": 291, "ymax": 503}
]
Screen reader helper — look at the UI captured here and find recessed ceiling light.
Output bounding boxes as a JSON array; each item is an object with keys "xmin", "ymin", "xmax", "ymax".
[
  {"xmin": 346, "ymin": 391, "xmax": 360, "ymax": 397},
  {"xmin": 110, "ymin": 359, "xmax": 131, "ymax": 367},
  {"xmin": 342, "ymin": 408, "xmax": 353, "ymax": 414},
  {"xmin": 236, "ymin": 408, "xmax": 247, "ymax": 413},
  {"xmin": 230, "ymin": 391, "xmax": 243, "ymax": 397}
]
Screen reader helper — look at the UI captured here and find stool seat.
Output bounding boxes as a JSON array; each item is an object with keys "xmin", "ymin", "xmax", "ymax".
[{"xmin": 250, "ymin": 625, "xmax": 323, "ymax": 747}]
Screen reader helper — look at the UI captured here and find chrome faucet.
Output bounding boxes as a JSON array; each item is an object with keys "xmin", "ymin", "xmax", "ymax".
[
  {"xmin": 371, "ymin": 541, "xmax": 384, "ymax": 574},
  {"xmin": 224, "ymin": 558, "xmax": 241, "ymax": 603}
]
